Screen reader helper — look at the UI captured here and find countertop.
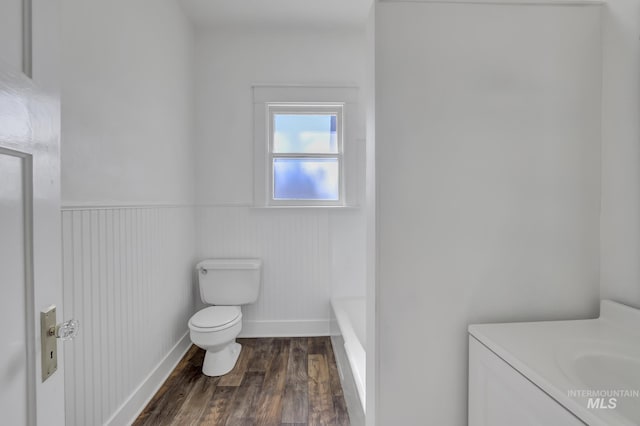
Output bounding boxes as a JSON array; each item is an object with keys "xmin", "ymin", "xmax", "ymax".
[{"xmin": 468, "ymin": 300, "xmax": 640, "ymax": 426}]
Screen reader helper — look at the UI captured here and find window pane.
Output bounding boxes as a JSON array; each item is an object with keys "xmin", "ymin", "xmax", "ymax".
[
  {"xmin": 273, "ymin": 114, "xmax": 337, "ymax": 153},
  {"xmin": 273, "ymin": 158, "xmax": 339, "ymax": 200}
]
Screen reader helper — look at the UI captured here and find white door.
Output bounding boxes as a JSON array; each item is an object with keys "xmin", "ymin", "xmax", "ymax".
[{"xmin": 0, "ymin": 0, "xmax": 66, "ymax": 424}]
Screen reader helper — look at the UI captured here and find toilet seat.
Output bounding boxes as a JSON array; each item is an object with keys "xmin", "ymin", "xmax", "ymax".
[{"xmin": 188, "ymin": 306, "xmax": 242, "ymax": 332}]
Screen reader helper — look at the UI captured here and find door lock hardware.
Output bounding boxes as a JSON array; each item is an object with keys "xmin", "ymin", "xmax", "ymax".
[{"xmin": 40, "ymin": 306, "xmax": 79, "ymax": 382}]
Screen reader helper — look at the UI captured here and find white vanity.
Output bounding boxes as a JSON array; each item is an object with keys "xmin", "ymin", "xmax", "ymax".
[{"xmin": 468, "ymin": 300, "xmax": 640, "ymax": 426}]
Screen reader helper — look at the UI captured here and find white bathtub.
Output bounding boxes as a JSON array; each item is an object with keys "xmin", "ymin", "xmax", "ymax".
[{"xmin": 330, "ymin": 297, "xmax": 366, "ymax": 421}]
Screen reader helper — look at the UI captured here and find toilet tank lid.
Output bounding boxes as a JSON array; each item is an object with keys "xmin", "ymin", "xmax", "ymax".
[{"xmin": 197, "ymin": 258, "xmax": 262, "ymax": 270}]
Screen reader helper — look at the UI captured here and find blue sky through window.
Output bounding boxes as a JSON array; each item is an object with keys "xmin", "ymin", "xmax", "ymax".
[
  {"xmin": 273, "ymin": 114, "xmax": 337, "ymax": 153},
  {"xmin": 273, "ymin": 158, "xmax": 339, "ymax": 200}
]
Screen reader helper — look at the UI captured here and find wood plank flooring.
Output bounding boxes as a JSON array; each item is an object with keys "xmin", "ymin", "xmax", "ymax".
[{"xmin": 134, "ymin": 337, "xmax": 350, "ymax": 426}]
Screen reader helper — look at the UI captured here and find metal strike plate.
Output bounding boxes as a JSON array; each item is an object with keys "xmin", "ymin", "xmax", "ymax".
[{"xmin": 40, "ymin": 305, "xmax": 57, "ymax": 381}]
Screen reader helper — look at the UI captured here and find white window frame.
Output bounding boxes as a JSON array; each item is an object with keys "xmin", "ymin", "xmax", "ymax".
[
  {"xmin": 253, "ymin": 85, "xmax": 359, "ymax": 208},
  {"xmin": 267, "ymin": 103, "xmax": 345, "ymax": 207}
]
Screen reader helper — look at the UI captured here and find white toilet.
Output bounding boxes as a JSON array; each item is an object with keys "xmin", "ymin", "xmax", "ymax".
[{"xmin": 188, "ymin": 258, "xmax": 262, "ymax": 376}]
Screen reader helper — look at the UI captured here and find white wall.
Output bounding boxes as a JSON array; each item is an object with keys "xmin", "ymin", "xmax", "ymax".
[
  {"xmin": 376, "ymin": 3, "xmax": 602, "ymax": 425},
  {"xmin": 195, "ymin": 27, "xmax": 368, "ymax": 334},
  {"xmin": 61, "ymin": 207, "xmax": 195, "ymax": 426},
  {"xmin": 195, "ymin": 27, "xmax": 365, "ymax": 205},
  {"xmin": 364, "ymin": 6, "xmax": 377, "ymax": 426},
  {"xmin": 61, "ymin": 0, "xmax": 196, "ymax": 206},
  {"xmin": 600, "ymin": 0, "xmax": 640, "ymax": 308},
  {"xmin": 330, "ymin": 210, "xmax": 367, "ymax": 299},
  {"xmin": 60, "ymin": 0, "xmax": 197, "ymax": 424}
]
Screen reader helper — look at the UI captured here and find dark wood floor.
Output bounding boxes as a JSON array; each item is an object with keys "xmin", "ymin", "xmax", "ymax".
[{"xmin": 134, "ymin": 337, "xmax": 350, "ymax": 426}]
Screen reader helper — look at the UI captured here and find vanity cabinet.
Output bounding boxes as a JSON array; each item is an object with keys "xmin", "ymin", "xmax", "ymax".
[{"xmin": 468, "ymin": 336, "xmax": 585, "ymax": 426}]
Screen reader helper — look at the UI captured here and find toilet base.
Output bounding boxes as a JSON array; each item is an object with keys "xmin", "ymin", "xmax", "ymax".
[{"xmin": 202, "ymin": 341, "xmax": 242, "ymax": 376}]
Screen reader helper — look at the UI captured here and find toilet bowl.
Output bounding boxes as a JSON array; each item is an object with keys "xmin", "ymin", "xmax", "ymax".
[{"xmin": 188, "ymin": 305, "xmax": 243, "ymax": 376}]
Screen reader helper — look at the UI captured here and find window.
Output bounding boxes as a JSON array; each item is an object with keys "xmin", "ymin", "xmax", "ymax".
[
  {"xmin": 269, "ymin": 104, "xmax": 343, "ymax": 204},
  {"xmin": 253, "ymin": 86, "xmax": 359, "ymax": 208}
]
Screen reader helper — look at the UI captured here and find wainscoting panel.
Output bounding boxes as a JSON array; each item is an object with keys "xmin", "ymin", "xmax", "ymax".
[
  {"xmin": 61, "ymin": 206, "xmax": 196, "ymax": 426},
  {"xmin": 197, "ymin": 206, "xmax": 331, "ymax": 335}
]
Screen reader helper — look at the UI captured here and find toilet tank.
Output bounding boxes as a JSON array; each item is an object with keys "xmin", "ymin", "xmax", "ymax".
[{"xmin": 196, "ymin": 259, "xmax": 262, "ymax": 305}]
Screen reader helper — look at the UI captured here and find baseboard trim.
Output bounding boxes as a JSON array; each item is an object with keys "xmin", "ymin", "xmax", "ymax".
[
  {"xmin": 239, "ymin": 319, "xmax": 330, "ymax": 337},
  {"xmin": 105, "ymin": 332, "xmax": 192, "ymax": 426}
]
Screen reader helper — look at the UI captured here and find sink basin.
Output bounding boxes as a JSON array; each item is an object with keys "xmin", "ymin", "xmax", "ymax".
[
  {"xmin": 557, "ymin": 340, "xmax": 640, "ymax": 424},
  {"xmin": 573, "ymin": 353, "xmax": 640, "ymax": 391}
]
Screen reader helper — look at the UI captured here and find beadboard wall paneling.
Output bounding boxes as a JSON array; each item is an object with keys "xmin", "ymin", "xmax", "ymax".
[
  {"xmin": 197, "ymin": 206, "xmax": 331, "ymax": 335},
  {"xmin": 61, "ymin": 206, "xmax": 196, "ymax": 426}
]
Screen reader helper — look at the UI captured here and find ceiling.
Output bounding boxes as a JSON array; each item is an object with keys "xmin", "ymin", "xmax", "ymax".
[{"xmin": 178, "ymin": 0, "xmax": 373, "ymax": 29}]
